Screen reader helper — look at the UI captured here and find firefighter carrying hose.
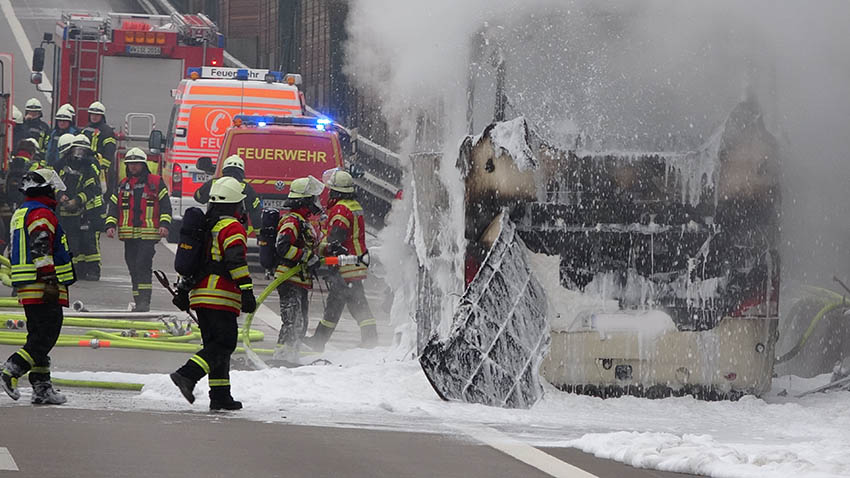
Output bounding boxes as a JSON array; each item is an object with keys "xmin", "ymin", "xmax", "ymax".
[
  {"xmin": 272, "ymin": 176, "xmax": 324, "ymax": 363},
  {"xmin": 81, "ymin": 101, "xmax": 118, "ymax": 197},
  {"xmin": 21, "ymin": 98, "xmax": 50, "ymax": 151},
  {"xmin": 104, "ymin": 148, "xmax": 172, "ymax": 311},
  {"xmin": 303, "ymin": 169, "xmax": 377, "ymax": 352},
  {"xmin": 45, "ymin": 104, "xmax": 79, "ymax": 167},
  {"xmin": 1, "ymin": 169, "xmax": 76, "ymax": 405},
  {"xmin": 170, "ymin": 176, "xmax": 256, "ymax": 411},
  {"xmin": 57, "ymin": 134, "xmax": 103, "ymax": 281},
  {"xmin": 193, "ymin": 155, "xmax": 261, "ymax": 233}
]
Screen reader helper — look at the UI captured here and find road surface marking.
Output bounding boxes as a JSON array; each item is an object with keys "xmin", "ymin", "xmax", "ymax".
[
  {"xmin": 0, "ymin": 447, "xmax": 19, "ymax": 471},
  {"xmin": 0, "ymin": 0, "xmax": 53, "ymax": 103},
  {"xmin": 450, "ymin": 424, "xmax": 598, "ymax": 478}
]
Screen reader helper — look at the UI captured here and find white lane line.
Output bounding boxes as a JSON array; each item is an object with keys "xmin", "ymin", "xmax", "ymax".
[
  {"xmin": 450, "ymin": 424, "xmax": 598, "ymax": 478},
  {"xmin": 0, "ymin": 0, "xmax": 53, "ymax": 103},
  {"xmin": 0, "ymin": 447, "xmax": 19, "ymax": 471},
  {"xmin": 162, "ymin": 242, "xmax": 281, "ymax": 329}
]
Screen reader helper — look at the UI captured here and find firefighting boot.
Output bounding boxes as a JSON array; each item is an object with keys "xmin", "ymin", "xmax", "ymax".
[
  {"xmin": 170, "ymin": 372, "xmax": 198, "ymax": 404},
  {"xmin": 302, "ymin": 320, "xmax": 336, "ymax": 353},
  {"xmin": 31, "ymin": 381, "xmax": 67, "ymax": 405},
  {"xmin": 135, "ymin": 287, "xmax": 152, "ymax": 313},
  {"xmin": 209, "ymin": 385, "xmax": 242, "ymax": 411},
  {"xmin": 358, "ymin": 320, "xmax": 378, "ymax": 349},
  {"xmin": 1, "ymin": 369, "xmax": 20, "ymax": 401}
]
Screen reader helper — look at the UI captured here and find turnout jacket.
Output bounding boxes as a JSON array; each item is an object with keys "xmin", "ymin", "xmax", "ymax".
[
  {"xmin": 320, "ymin": 198, "xmax": 368, "ymax": 282},
  {"xmin": 105, "ymin": 172, "xmax": 172, "ymax": 240},
  {"xmin": 275, "ymin": 208, "xmax": 316, "ymax": 289},
  {"xmin": 10, "ymin": 197, "xmax": 76, "ymax": 306},
  {"xmin": 194, "ymin": 178, "xmax": 261, "ymax": 234},
  {"xmin": 189, "ymin": 217, "xmax": 252, "ymax": 314}
]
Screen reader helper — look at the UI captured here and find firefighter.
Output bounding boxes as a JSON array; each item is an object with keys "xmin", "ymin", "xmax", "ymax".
[
  {"xmin": 272, "ymin": 176, "xmax": 324, "ymax": 363},
  {"xmin": 303, "ymin": 169, "xmax": 377, "ymax": 352},
  {"xmin": 45, "ymin": 104, "xmax": 79, "ymax": 167},
  {"xmin": 104, "ymin": 148, "xmax": 172, "ymax": 312},
  {"xmin": 170, "ymin": 176, "xmax": 256, "ymax": 410},
  {"xmin": 82, "ymin": 101, "xmax": 118, "ymax": 197},
  {"xmin": 21, "ymin": 98, "xmax": 50, "ymax": 151},
  {"xmin": 1, "ymin": 169, "xmax": 76, "ymax": 405},
  {"xmin": 4, "ymin": 139, "xmax": 46, "ymax": 214},
  {"xmin": 57, "ymin": 135, "xmax": 103, "ymax": 281},
  {"xmin": 193, "ymin": 155, "xmax": 261, "ymax": 233}
]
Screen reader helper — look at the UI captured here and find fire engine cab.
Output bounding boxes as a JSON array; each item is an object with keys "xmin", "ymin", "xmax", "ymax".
[{"xmin": 31, "ymin": 11, "xmax": 224, "ymax": 175}]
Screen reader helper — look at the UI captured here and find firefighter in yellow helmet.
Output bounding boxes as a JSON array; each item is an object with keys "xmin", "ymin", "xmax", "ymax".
[
  {"xmin": 303, "ymin": 169, "xmax": 376, "ymax": 352},
  {"xmin": 56, "ymin": 134, "xmax": 104, "ymax": 281},
  {"xmin": 2, "ymin": 169, "xmax": 75, "ymax": 405},
  {"xmin": 272, "ymin": 176, "xmax": 324, "ymax": 364},
  {"xmin": 193, "ymin": 155, "xmax": 261, "ymax": 233},
  {"xmin": 104, "ymin": 147, "xmax": 172, "ymax": 311},
  {"xmin": 82, "ymin": 101, "xmax": 118, "ymax": 197},
  {"xmin": 170, "ymin": 176, "xmax": 256, "ymax": 410}
]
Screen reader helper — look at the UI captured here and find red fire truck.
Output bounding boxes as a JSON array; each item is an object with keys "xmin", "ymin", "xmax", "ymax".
[{"xmin": 31, "ymin": 11, "xmax": 224, "ymax": 171}]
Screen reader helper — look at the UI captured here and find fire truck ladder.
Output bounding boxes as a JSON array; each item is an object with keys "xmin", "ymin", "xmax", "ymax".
[{"xmin": 65, "ymin": 13, "xmax": 108, "ymax": 113}]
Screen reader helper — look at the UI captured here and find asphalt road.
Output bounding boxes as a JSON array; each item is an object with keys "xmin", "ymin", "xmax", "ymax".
[{"xmin": 0, "ymin": 1, "xmax": 706, "ymax": 477}]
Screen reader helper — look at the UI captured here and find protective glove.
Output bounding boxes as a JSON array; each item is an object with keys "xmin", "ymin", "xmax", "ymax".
[
  {"xmin": 241, "ymin": 290, "xmax": 257, "ymax": 313},
  {"xmin": 304, "ymin": 253, "xmax": 321, "ymax": 273},
  {"xmin": 42, "ymin": 280, "xmax": 60, "ymax": 304},
  {"xmin": 327, "ymin": 242, "xmax": 347, "ymax": 257},
  {"xmin": 172, "ymin": 290, "xmax": 190, "ymax": 311}
]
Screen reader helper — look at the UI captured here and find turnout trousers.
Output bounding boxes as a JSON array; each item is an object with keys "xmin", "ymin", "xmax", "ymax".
[
  {"xmin": 123, "ymin": 238, "xmax": 156, "ymax": 311},
  {"xmin": 3, "ymin": 303, "xmax": 63, "ymax": 384},
  {"xmin": 309, "ymin": 275, "xmax": 377, "ymax": 350},
  {"xmin": 175, "ymin": 307, "xmax": 238, "ymax": 401}
]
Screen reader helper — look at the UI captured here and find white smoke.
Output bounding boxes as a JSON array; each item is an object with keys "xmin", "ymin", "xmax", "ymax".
[{"xmin": 344, "ymin": 0, "xmax": 850, "ymax": 348}]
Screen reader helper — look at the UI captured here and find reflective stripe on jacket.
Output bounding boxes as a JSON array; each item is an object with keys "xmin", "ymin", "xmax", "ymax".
[
  {"xmin": 275, "ymin": 211, "xmax": 313, "ymax": 289},
  {"xmin": 106, "ymin": 173, "xmax": 172, "ymax": 240},
  {"xmin": 322, "ymin": 199, "xmax": 367, "ymax": 281}
]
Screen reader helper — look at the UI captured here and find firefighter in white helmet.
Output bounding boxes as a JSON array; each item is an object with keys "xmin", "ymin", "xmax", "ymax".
[
  {"xmin": 271, "ymin": 176, "xmax": 325, "ymax": 364},
  {"xmin": 82, "ymin": 101, "xmax": 118, "ymax": 197},
  {"xmin": 56, "ymin": 134, "xmax": 104, "ymax": 281},
  {"xmin": 193, "ymin": 154, "xmax": 261, "ymax": 233},
  {"xmin": 104, "ymin": 147, "xmax": 172, "ymax": 311},
  {"xmin": 2, "ymin": 169, "xmax": 75, "ymax": 405},
  {"xmin": 170, "ymin": 176, "xmax": 255, "ymax": 411},
  {"xmin": 45, "ymin": 104, "xmax": 79, "ymax": 167},
  {"xmin": 303, "ymin": 169, "xmax": 376, "ymax": 352},
  {"xmin": 11, "ymin": 105, "xmax": 26, "ymax": 147},
  {"xmin": 21, "ymin": 98, "xmax": 50, "ymax": 151}
]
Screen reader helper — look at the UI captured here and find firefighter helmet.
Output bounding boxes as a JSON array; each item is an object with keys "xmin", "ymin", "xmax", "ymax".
[
  {"xmin": 20, "ymin": 169, "xmax": 66, "ymax": 193},
  {"xmin": 88, "ymin": 101, "xmax": 106, "ymax": 115},
  {"xmin": 12, "ymin": 105, "xmax": 22, "ymax": 124},
  {"xmin": 72, "ymin": 134, "xmax": 92, "ymax": 148},
  {"xmin": 288, "ymin": 176, "xmax": 325, "ymax": 199},
  {"xmin": 54, "ymin": 105, "xmax": 74, "ymax": 122},
  {"xmin": 222, "ymin": 154, "xmax": 244, "ymax": 171},
  {"xmin": 18, "ymin": 138, "xmax": 40, "ymax": 152},
  {"xmin": 58, "ymin": 133, "xmax": 77, "ymax": 155},
  {"xmin": 124, "ymin": 147, "xmax": 148, "ymax": 163},
  {"xmin": 209, "ymin": 176, "xmax": 246, "ymax": 204},
  {"xmin": 25, "ymin": 98, "xmax": 42, "ymax": 113},
  {"xmin": 322, "ymin": 168, "xmax": 355, "ymax": 193}
]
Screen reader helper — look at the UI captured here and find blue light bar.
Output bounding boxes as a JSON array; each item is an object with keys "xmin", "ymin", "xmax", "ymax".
[
  {"xmin": 186, "ymin": 67, "xmax": 202, "ymax": 78},
  {"xmin": 236, "ymin": 69, "xmax": 249, "ymax": 81},
  {"xmin": 234, "ymin": 115, "xmax": 335, "ymax": 131}
]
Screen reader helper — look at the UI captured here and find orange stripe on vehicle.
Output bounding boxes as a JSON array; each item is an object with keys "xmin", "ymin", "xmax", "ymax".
[
  {"xmin": 181, "ymin": 100, "xmax": 301, "ymax": 110},
  {"xmin": 187, "ymin": 86, "xmax": 298, "ymax": 100}
]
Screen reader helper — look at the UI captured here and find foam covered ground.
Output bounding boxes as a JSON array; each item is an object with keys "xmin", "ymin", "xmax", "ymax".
[{"xmin": 34, "ymin": 348, "xmax": 850, "ymax": 478}]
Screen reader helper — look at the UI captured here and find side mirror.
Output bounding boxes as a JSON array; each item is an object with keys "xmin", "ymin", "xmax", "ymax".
[
  {"xmin": 32, "ymin": 47, "xmax": 45, "ymax": 72},
  {"xmin": 348, "ymin": 163, "xmax": 365, "ymax": 179},
  {"xmin": 148, "ymin": 130, "xmax": 164, "ymax": 153},
  {"xmin": 196, "ymin": 156, "xmax": 215, "ymax": 174}
]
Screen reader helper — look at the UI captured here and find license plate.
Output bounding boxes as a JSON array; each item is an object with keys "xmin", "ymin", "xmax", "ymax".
[
  {"xmin": 126, "ymin": 45, "xmax": 162, "ymax": 56},
  {"xmin": 192, "ymin": 172, "xmax": 211, "ymax": 183},
  {"xmin": 262, "ymin": 199, "xmax": 287, "ymax": 209}
]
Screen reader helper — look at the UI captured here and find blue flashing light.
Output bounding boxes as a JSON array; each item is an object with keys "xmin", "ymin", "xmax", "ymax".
[
  {"xmin": 186, "ymin": 67, "xmax": 202, "ymax": 77},
  {"xmin": 236, "ymin": 69, "xmax": 249, "ymax": 81},
  {"xmin": 233, "ymin": 114, "xmax": 335, "ymax": 131},
  {"xmin": 257, "ymin": 121, "xmax": 267, "ymax": 127}
]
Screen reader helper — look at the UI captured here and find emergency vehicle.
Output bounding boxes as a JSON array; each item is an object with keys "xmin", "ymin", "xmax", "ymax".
[
  {"xmin": 31, "ymin": 11, "xmax": 224, "ymax": 173},
  {"xmin": 0, "ymin": 53, "xmax": 12, "ymax": 170},
  {"xmin": 149, "ymin": 68, "xmax": 307, "ymax": 224}
]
